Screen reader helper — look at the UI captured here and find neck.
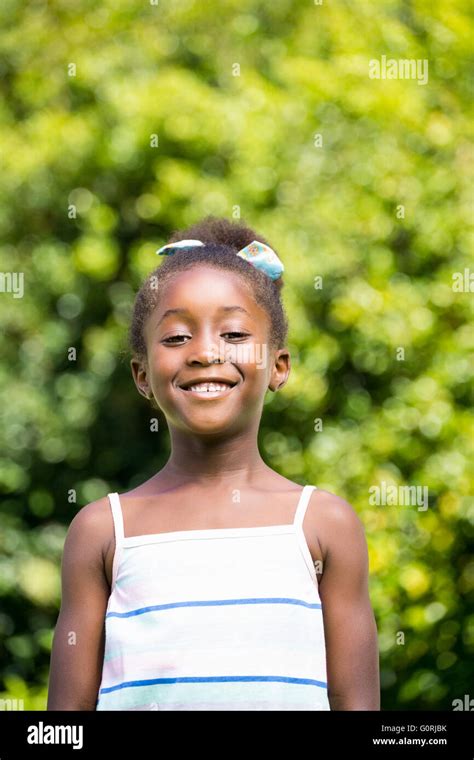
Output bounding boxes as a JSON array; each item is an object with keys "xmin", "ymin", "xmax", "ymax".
[{"xmin": 159, "ymin": 427, "xmax": 270, "ymax": 488}]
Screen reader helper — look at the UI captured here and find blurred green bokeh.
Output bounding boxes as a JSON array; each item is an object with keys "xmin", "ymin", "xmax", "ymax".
[{"xmin": 0, "ymin": 0, "xmax": 472, "ymax": 710}]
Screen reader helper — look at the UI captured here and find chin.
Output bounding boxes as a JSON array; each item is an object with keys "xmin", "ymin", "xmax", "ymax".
[{"xmin": 178, "ymin": 413, "xmax": 242, "ymax": 437}]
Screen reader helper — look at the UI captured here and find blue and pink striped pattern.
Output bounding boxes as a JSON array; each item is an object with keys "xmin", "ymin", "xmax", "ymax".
[{"xmin": 96, "ymin": 485, "xmax": 330, "ymax": 710}]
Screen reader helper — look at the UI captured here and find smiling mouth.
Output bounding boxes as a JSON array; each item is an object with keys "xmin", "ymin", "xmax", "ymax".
[{"xmin": 177, "ymin": 381, "xmax": 238, "ymax": 398}]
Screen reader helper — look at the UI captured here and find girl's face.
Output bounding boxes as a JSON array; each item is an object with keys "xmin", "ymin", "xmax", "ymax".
[{"xmin": 131, "ymin": 265, "xmax": 290, "ymax": 435}]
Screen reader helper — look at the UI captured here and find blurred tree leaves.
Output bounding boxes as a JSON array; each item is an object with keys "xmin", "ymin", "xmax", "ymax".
[{"xmin": 0, "ymin": 0, "xmax": 472, "ymax": 710}]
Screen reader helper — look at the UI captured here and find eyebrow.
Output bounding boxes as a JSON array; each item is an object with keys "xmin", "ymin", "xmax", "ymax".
[{"xmin": 156, "ymin": 305, "xmax": 251, "ymax": 327}]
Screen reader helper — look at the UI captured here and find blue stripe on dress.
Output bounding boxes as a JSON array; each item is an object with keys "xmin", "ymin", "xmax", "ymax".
[
  {"xmin": 100, "ymin": 674, "xmax": 328, "ymax": 694},
  {"xmin": 106, "ymin": 596, "xmax": 322, "ymax": 618}
]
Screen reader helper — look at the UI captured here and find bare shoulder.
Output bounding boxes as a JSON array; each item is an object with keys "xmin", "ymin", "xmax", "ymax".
[
  {"xmin": 306, "ymin": 488, "xmax": 367, "ymax": 558},
  {"xmin": 67, "ymin": 496, "xmax": 112, "ymax": 536},
  {"xmin": 64, "ymin": 496, "xmax": 113, "ymax": 570},
  {"xmin": 308, "ymin": 488, "xmax": 364, "ymax": 525}
]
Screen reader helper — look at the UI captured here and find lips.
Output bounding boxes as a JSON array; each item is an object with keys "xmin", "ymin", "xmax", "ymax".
[
  {"xmin": 177, "ymin": 378, "xmax": 239, "ymax": 400},
  {"xmin": 177, "ymin": 377, "xmax": 238, "ymax": 390}
]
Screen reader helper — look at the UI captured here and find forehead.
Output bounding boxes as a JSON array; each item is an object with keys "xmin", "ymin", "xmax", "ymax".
[{"xmin": 154, "ymin": 265, "xmax": 266, "ymax": 321}]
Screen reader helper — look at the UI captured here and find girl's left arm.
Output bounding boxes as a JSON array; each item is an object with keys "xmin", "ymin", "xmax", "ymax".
[{"xmin": 316, "ymin": 493, "xmax": 380, "ymax": 710}]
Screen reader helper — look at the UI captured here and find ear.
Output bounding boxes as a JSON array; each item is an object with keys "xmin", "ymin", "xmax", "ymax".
[
  {"xmin": 268, "ymin": 347, "xmax": 291, "ymax": 392},
  {"xmin": 130, "ymin": 356, "xmax": 152, "ymax": 400}
]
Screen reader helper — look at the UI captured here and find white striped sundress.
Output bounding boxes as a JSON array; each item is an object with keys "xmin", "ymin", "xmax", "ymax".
[{"xmin": 96, "ymin": 484, "xmax": 330, "ymax": 710}]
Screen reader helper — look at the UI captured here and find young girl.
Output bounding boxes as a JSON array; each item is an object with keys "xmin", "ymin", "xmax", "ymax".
[{"xmin": 47, "ymin": 216, "xmax": 380, "ymax": 711}]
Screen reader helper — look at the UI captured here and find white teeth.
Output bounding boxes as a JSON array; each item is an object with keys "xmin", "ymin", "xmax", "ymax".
[{"xmin": 187, "ymin": 382, "xmax": 231, "ymax": 392}]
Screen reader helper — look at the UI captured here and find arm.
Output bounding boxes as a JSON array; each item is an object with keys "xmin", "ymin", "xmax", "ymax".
[
  {"xmin": 47, "ymin": 499, "xmax": 111, "ymax": 710},
  {"xmin": 316, "ymin": 492, "xmax": 380, "ymax": 710}
]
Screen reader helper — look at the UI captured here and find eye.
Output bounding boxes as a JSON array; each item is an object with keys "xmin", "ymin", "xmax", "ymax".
[
  {"xmin": 162, "ymin": 331, "xmax": 250, "ymax": 345},
  {"xmin": 162, "ymin": 334, "xmax": 189, "ymax": 344},
  {"xmin": 222, "ymin": 332, "xmax": 250, "ymax": 340}
]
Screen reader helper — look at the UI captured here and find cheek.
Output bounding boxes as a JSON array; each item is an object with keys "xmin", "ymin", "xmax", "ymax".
[
  {"xmin": 244, "ymin": 365, "xmax": 271, "ymax": 394},
  {"xmin": 228, "ymin": 335, "xmax": 270, "ymax": 369},
  {"xmin": 148, "ymin": 345, "xmax": 177, "ymax": 376}
]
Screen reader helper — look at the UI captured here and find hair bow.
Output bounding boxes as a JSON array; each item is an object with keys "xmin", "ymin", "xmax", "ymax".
[{"xmin": 156, "ymin": 238, "xmax": 284, "ymax": 281}]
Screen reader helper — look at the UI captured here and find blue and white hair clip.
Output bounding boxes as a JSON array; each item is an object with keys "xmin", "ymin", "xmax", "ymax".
[{"xmin": 156, "ymin": 238, "xmax": 284, "ymax": 281}]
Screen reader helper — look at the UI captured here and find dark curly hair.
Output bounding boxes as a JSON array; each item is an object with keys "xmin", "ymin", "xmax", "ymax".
[{"xmin": 129, "ymin": 215, "xmax": 288, "ymax": 360}]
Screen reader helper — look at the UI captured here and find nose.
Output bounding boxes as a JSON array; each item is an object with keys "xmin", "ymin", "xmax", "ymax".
[{"xmin": 185, "ymin": 331, "xmax": 224, "ymax": 366}]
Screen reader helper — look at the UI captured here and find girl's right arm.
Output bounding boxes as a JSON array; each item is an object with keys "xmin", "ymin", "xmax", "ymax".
[{"xmin": 47, "ymin": 499, "xmax": 111, "ymax": 710}]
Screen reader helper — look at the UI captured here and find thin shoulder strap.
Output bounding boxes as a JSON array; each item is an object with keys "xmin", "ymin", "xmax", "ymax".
[
  {"xmin": 293, "ymin": 485, "xmax": 318, "ymax": 586},
  {"xmin": 107, "ymin": 492, "xmax": 124, "ymax": 590},
  {"xmin": 108, "ymin": 492, "xmax": 125, "ymax": 543},
  {"xmin": 293, "ymin": 485, "xmax": 317, "ymax": 528}
]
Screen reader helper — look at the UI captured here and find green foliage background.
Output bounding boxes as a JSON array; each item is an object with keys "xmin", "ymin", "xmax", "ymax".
[{"xmin": 0, "ymin": 0, "xmax": 472, "ymax": 710}]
